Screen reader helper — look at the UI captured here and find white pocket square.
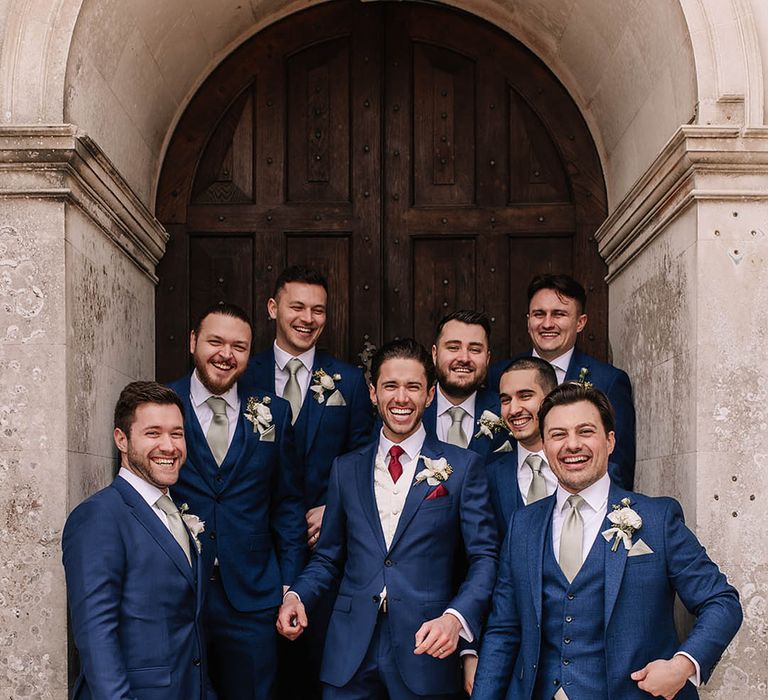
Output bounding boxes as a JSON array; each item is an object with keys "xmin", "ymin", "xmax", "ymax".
[
  {"xmin": 627, "ymin": 538, "xmax": 654, "ymax": 557},
  {"xmin": 326, "ymin": 389, "xmax": 346, "ymax": 407},
  {"xmin": 493, "ymin": 440, "xmax": 513, "ymax": 453},
  {"xmin": 259, "ymin": 425, "xmax": 276, "ymax": 442}
]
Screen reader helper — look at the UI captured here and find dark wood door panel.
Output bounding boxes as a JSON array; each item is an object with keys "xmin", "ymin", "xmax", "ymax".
[{"xmin": 156, "ymin": 1, "xmax": 607, "ymax": 381}]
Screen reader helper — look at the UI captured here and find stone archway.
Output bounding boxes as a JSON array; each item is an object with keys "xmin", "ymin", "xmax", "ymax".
[{"xmin": 1, "ymin": 1, "xmax": 766, "ymax": 698}]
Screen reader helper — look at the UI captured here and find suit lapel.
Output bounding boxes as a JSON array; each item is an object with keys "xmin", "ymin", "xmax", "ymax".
[
  {"xmin": 387, "ymin": 436, "xmax": 441, "ymax": 553},
  {"xmin": 356, "ymin": 443, "xmax": 387, "ymax": 554},
  {"xmin": 604, "ymin": 484, "xmax": 631, "ymax": 627},
  {"xmin": 564, "ymin": 349, "xmax": 588, "ymax": 381},
  {"xmin": 178, "ymin": 377, "xmax": 218, "ymax": 492},
  {"xmin": 422, "ymin": 400, "xmax": 438, "ymax": 436},
  {"xmin": 528, "ymin": 497, "xmax": 556, "ymax": 624},
  {"xmin": 113, "ymin": 477, "xmax": 195, "ymax": 588},
  {"xmin": 304, "ymin": 351, "xmax": 329, "ymax": 453},
  {"xmin": 467, "ymin": 389, "xmax": 499, "ymax": 456},
  {"xmin": 216, "ymin": 410, "xmax": 249, "ymax": 491},
  {"xmin": 247, "ymin": 350, "xmax": 277, "ymax": 393}
]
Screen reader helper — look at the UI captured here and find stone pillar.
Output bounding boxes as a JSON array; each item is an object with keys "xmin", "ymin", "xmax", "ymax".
[
  {"xmin": 596, "ymin": 125, "xmax": 768, "ymax": 697},
  {"xmin": 0, "ymin": 126, "xmax": 166, "ymax": 698}
]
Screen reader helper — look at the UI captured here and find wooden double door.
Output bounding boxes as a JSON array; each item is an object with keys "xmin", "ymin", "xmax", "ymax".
[{"xmin": 155, "ymin": 0, "xmax": 607, "ymax": 380}]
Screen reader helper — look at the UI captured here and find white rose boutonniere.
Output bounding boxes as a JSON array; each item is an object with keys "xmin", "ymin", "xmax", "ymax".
[
  {"xmin": 244, "ymin": 396, "xmax": 275, "ymax": 441},
  {"xmin": 601, "ymin": 497, "xmax": 642, "ymax": 551},
  {"xmin": 179, "ymin": 503, "xmax": 205, "ymax": 553},
  {"xmin": 414, "ymin": 456, "xmax": 453, "ymax": 486},
  {"xmin": 474, "ymin": 409, "xmax": 507, "ymax": 439},
  {"xmin": 310, "ymin": 368, "xmax": 343, "ymax": 404}
]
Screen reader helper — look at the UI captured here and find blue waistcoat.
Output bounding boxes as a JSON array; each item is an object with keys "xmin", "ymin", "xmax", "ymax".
[{"xmin": 536, "ymin": 521, "xmax": 607, "ymax": 700}]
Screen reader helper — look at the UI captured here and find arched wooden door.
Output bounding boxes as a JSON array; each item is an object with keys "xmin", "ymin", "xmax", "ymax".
[{"xmin": 155, "ymin": 0, "xmax": 607, "ymax": 381}]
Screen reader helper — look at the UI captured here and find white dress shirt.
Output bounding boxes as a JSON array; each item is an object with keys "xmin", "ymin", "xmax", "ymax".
[
  {"xmin": 374, "ymin": 426, "xmax": 473, "ymax": 642},
  {"xmin": 118, "ymin": 467, "xmax": 171, "ymax": 530},
  {"xmin": 273, "ymin": 341, "xmax": 315, "ymax": 405},
  {"xmin": 190, "ymin": 370, "xmax": 240, "ymax": 447},
  {"xmin": 551, "ymin": 472, "xmax": 701, "ymax": 686},
  {"xmin": 435, "ymin": 387, "xmax": 476, "ymax": 443},
  {"xmin": 533, "ymin": 346, "xmax": 575, "ymax": 385},
  {"xmin": 516, "ymin": 444, "xmax": 557, "ymax": 504}
]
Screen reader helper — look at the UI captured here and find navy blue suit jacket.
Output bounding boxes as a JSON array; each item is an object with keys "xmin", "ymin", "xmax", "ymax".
[
  {"xmin": 489, "ymin": 348, "xmax": 636, "ymax": 489},
  {"xmin": 168, "ymin": 376, "xmax": 306, "ymax": 611},
  {"xmin": 242, "ymin": 348, "xmax": 374, "ymax": 507},
  {"xmin": 471, "ymin": 484, "xmax": 742, "ymax": 700},
  {"xmin": 291, "ymin": 434, "xmax": 499, "ymax": 696},
  {"xmin": 63, "ymin": 476, "xmax": 212, "ymax": 700},
  {"xmin": 485, "ymin": 447, "xmax": 525, "ymax": 540},
  {"xmin": 422, "ymin": 386, "xmax": 511, "ymax": 462}
]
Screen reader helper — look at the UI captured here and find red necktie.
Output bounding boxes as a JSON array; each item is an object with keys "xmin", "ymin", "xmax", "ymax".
[{"xmin": 388, "ymin": 445, "xmax": 405, "ymax": 483}]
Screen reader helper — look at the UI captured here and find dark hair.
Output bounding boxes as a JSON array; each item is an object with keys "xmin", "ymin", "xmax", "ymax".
[
  {"xmin": 370, "ymin": 338, "xmax": 436, "ymax": 388},
  {"xmin": 538, "ymin": 382, "xmax": 615, "ymax": 437},
  {"xmin": 193, "ymin": 302, "xmax": 252, "ymax": 336},
  {"xmin": 501, "ymin": 356, "xmax": 557, "ymax": 394},
  {"xmin": 273, "ymin": 265, "xmax": 328, "ymax": 298},
  {"xmin": 435, "ymin": 310, "xmax": 492, "ymax": 343},
  {"xmin": 114, "ymin": 381, "xmax": 185, "ymax": 435},
  {"xmin": 527, "ymin": 274, "xmax": 587, "ymax": 313}
]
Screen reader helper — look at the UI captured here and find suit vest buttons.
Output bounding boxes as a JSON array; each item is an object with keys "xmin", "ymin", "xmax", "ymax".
[
  {"xmin": 193, "ymin": 658, "xmax": 201, "ymax": 666},
  {"xmin": 384, "ymin": 559, "xmax": 393, "ymax": 567},
  {"xmin": 564, "ymin": 637, "xmax": 571, "ymax": 644},
  {"xmin": 372, "ymin": 595, "xmax": 380, "ymax": 604},
  {"xmin": 565, "ymin": 615, "xmax": 573, "ymax": 623},
  {"xmin": 209, "ymin": 532, "xmax": 216, "ymax": 540},
  {"xmin": 563, "ymin": 659, "xmax": 570, "ymax": 666},
  {"xmin": 567, "ymin": 593, "xmax": 575, "ymax": 600}
]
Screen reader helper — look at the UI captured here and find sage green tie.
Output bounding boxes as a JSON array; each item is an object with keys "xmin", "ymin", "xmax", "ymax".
[
  {"xmin": 558, "ymin": 494, "xmax": 584, "ymax": 583},
  {"xmin": 525, "ymin": 454, "xmax": 548, "ymax": 504},
  {"xmin": 446, "ymin": 406, "xmax": 468, "ymax": 448},
  {"xmin": 156, "ymin": 494, "xmax": 192, "ymax": 565},
  {"xmin": 283, "ymin": 358, "xmax": 303, "ymax": 425},
  {"xmin": 206, "ymin": 396, "xmax": 229, "ymax": 466}
]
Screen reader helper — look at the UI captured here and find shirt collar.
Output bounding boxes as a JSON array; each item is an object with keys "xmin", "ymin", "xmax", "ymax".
[
  {"xmin": 118, "ymin": 467, "xmax": 167, "ymax": 508},
  {"xmin": 190, "ymin": 369, "xmax": 239, "ymax": 410},
  {"xmin": 378, "ymin": 424, "xmax": 427, "ymax": 463},
  {"xmin": 555, "ymin": 471, "xmax": 610, "ymax": 515},
  {"xmin": 517, "ymin": 442, "xmax": 547, "ymax": 470},
  {"xmin": 436, "ymin": 385, "xmax": 476, "ymax": 418},
  {"xmin": 532, "ymin": 346, "xmax": 575, "ymax": 376},
  {"xmin": 273, "ymin": 340, "xmax": 316, "ymax": 373}
]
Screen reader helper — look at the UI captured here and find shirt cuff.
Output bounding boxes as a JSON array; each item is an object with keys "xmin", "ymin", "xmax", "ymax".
[
  {"xmin": 459, "ymin": 649, "xmax": 478, "ymax": 658},
  {"xmin": 675, "ymin": 652, "xmax": 701, "ymax": 687},
  {"xmin": 444, "ymin": 608, "xmax": 473, "ymax": 642},
  {"xmin": 283, "ymin": 590, "xmax": 301, "ymax": 604}
]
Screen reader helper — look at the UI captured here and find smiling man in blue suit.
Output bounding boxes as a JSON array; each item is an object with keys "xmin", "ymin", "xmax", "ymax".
[
  {"xmin": 489, "ymin": 274, "xmax": 636, "ymax": 490},
  {"xmin": 168, "ymin": 303, "xmax": 306, "ymax": 700},
  {"xmin": 472, "ymin": 383, "xmax": 742, "ymax": 700},
  {"xmin": 426, "ymin": 310, "xmax": 510, "ymax": 460},
  {"xmin": 63, "ymin": 381, "xmax": 214, "ymax": 700},
  {"xmin": 277, "ymin": 338, "xmax": 499, "ymax": 699}
]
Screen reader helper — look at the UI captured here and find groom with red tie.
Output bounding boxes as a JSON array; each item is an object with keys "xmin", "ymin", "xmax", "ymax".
[{"xmin": 277, "ymin": 338, "xmax": 499, "ymax": 699}]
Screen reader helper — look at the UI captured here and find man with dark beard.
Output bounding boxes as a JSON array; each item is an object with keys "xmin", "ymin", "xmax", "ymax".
[
  {"xmin": 168, "ymin": 303, "xmax": 306, "ymax": 700},
  {"xmin": 425, "ymin": 310, "xmax": 510, "ymax": 461}
]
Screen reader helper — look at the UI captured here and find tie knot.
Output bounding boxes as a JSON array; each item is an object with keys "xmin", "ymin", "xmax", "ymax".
[
  {"xmin": 447, "ymin": 406, "xmax": 465, "ymax": 424},
  {"xmin": 156, "ymin": 494, "xmax": 179, "ymax": 516},
  {"xmin": 287, "ymin": 357, "xmax": 303, "ymax": 377},
  {"xmin": 206, "ymin": 396, "xmax": 227, "ymax": 416},
  {"xmin": 388, "ymin": 445, "xmax": 405, "ymax": 461},
  {"xmin": 524, "ymin": 453, "xmax": 544, "ymax": 474},
  {"xmin": 566, "ymin": 494, "xmax": 584, "ymax": 511}
]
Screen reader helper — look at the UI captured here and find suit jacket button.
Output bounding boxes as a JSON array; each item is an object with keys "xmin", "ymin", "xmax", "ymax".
[
  {"xmin": 372, "ymin": 595, "xmax": 380, "ymax": 604},
  {"xmin": 384, "ymin": 559, "xmax": 393, "ymax": 567},
  {"xmin": 567, "ymin": 593, "xmax": 575, "ymax": 600},
  {"xmin": 209, "ymin": 532, "xmax": 216, "ymax": 540},
  {"xmin": 564, "ymin": 637, "xmax": 571, "ymax": 644},
  {"xmin": 565, "ymin": 616, "xmax": 573, "ymax": 623},
  {"xmin": 193, "ymin": 658, "xmax": 201, "ymax": 666},
  {"xmin": 563, "ymin": 659, "xmax": 570, "ymax": 666},
  {"xmin": 215, "ymin": 495, "xmax": 221, "ymax": 503}
]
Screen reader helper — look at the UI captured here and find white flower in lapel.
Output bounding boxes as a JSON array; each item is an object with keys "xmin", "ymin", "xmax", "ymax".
[
  {"xmin": 179, "ymin": 503, "xmax": 205, "ymax": 553},
  {"xmin": 601, "ymin": 497, "xmax": 642, "ymax": 552},
  {"xmin": 414, "ymin": 456, "xmax": 453, "ymax": 486},
  {"xmin": 474, "ymin": 410, "xmax": 507, "ymax": 440},
  {"xmin": 310, "ymin": 368, "xmax": 343, "ymax": 404},
  {"xmin": 244, "ymin": 395, "xmax": 274, "ymax": 435}
]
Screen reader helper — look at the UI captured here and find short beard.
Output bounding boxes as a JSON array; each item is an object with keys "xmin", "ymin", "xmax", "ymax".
[
  {"xmin": 436, "ymin": 366, "xmax": 486, "ymax": 400},
  {"xmin": 194, "ymin": 357, "xmax": 242, "ymax": 395}
]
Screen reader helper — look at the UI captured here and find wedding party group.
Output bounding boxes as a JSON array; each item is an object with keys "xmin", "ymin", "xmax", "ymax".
[{"xmin": 61, "ymin": 266, "xmax": 742, "ymax": 700}]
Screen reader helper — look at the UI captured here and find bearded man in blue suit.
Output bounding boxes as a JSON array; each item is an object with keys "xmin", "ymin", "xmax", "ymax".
[
  {"xmin": 472, "ymin": 383, "xmax": 742, "ymax": 700},
  {"xmin": 63, "ymin": 381, "xmax": 214, "ymax": 700},
  {"xmin": 277, "ymin": 338, "xmax": 499, "ymax": 699},
  {"xmin": 425, "ymin": 310, "xmax": 510, "ymax": 461},
  {"xmin": 488, "ymin": 274, "xmax": 636, "ymax": 490},
  {"xmin": 242, "ymin": 266, "xmax": 374, "ymax": 698},
  {"xmin": 168, "ymin": 303, "xmax": 306, "ymax": 700}
]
